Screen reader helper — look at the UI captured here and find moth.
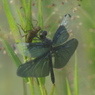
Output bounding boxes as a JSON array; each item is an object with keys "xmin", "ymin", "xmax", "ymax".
[{"xmin": 17, "ymin": 14, "xmax": 78, "ymax": 84}]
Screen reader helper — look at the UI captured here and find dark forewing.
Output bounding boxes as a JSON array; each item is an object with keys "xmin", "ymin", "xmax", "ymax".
[
  {"xmin": 52, "ymin": 25, "xmax": 69, "ymax": 47},
  {"xmin": 17, "ymin": 52, "xmax": 50, "ymax": 77},
  {"xmin": 17, "ymin": 42, "xmax": 50, "ymax": 58},
  {"xmin": 52, "ymin": 38, "xmax": 78, "ymax": 68}
]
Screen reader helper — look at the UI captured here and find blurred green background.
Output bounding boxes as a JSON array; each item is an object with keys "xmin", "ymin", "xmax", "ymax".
[{"xmin": 0, "ymin": 0, "xmax": 95, "ymax": 95}]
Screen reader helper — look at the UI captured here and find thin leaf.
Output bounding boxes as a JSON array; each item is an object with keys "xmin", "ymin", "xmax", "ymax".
[
  {"xmin": 28, "ymin": 78, "xmax": 35, "ymax": 95},
  {"xmin": 38, "ymin": 78, "xmax": 47, "ymax": 95},
  {"xmin": 66, "ymin": 78, "xmax": 72, "ymax": 95},
  {"xmin": 1, "ymin": 38, "xmax": 28, "ymax": 82},
  {"xmin": 2, "ymin": 0, "xmax": 21, "ymax": 42},
  {"xmin": 50, "ymin": 84, "xmax": 55, "ymax": 95},
  {"xmin": 37, "ymin": 0, "xmax": 43, "ymax": 28},
  {"xmin": 74, "ymin": 52, "xmax": 79, "ymax": 95}
]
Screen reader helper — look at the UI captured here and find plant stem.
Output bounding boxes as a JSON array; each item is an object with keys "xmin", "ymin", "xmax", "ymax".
[
  {"xmin": 74, "ymin": 51, "xmax": 79, "ymax": 95},
  {"xmin": 28, "ymin": 78, "xmax": 35, "ymax": 95},
  {"xmin": 66, "ymin": 78, "xmax": 72, "ymax": 95},
  {"xmin": 50, "ymin": 84, "xmax": 55, "ymax": 95},
  {"xmin": 23, "ymin": 80, "xmax": 27, "ymax": 95}
]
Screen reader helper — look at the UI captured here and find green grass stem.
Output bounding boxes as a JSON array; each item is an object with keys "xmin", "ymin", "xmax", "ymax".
[
  {"xmin": 74, "ymin": 51, "xmax": 79, "ymax": 95},
  {"xmin": 66, "ymin": 78, "xmax": 72, "ymax": 95}
]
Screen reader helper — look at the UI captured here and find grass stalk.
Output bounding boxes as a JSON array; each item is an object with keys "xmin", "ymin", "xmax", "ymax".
[
  {"xmin": 74, "ymin": 51, "xmax": 79, "ymax": 95},
  {"xmin": 66, "ymin": 78, "xmax": 72, "ymax": 95},
  {"xmin": 28, "ymin": 78, "xmax": 35, "ymax": 95},
  {"xmin": 49, "ymin": 84, "xmax": 55, "ymax": 95}
]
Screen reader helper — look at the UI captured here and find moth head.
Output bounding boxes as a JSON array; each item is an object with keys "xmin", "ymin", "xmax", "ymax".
[{"xmin": 40, "ymin": 31, "xmax": 47, "ymax": 39}]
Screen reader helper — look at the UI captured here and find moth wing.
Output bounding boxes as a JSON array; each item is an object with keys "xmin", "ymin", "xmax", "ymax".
[
  {"xmin": 52, "ymin": 25, "xmax": 69, "ymax": 47},
  {"xmin": 17, "ymin": 42, "xmax": 50, "ymax": 58},
  {"xmin": 17, "ymin": 52, "xmax": 50, "ymax": 77},
  {"xmin": 52, "ymin": 14, "xmax": 71, "ymax": 47},
  {"xmin": 52, "ymin": 39, "xmax": 78, "ymax": 68}
]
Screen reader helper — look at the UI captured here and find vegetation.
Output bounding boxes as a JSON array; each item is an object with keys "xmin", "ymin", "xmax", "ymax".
[{"xmin": 0, "ymin": 0, "xmax": 95, "ymax": 95}]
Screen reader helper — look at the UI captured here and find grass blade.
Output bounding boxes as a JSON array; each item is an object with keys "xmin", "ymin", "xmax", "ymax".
[
  {"xmin": 37, "ymin": 0, "xmax": 43, "ymax": 28},
  {"xmin": 2, "ymin": 0, "xmax": 21, "ymax": 42},
  {"xmin": 74, "ymin": 52, "xmax": 79, "ymax": 95},
  {"xmin": 66, "ymin": 78, "xmax": 72, "ymax": 95},
  {"xmin": 1, "ymin": 37, "xmax": 28, "ymax": 82}
]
